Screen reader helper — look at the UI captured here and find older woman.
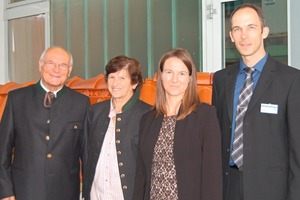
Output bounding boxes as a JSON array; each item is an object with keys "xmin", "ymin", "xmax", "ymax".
[
  {"xmin": 83, "ymin": 56, "xmax": 151, "ymax": 200},
  {"xmin": 133, "ymin": 48, "xmax": 222, "ymax": 200}
]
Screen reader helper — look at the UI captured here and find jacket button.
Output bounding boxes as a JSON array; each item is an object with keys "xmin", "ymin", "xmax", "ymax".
[
  {"xmin": 47, "ymin": 119, "xmax": 50, "ymax": 124},
  {"xmin": 47, "ymin": 153, "xmax": 52, "ymax": 158},
  {"xmin": 121, "ymin": 174, "xmax": 125, "ymax": 178},
  {"xmin": 116, "ymin": 140, "xmax": 121, "ymax": 144},
  {"xmin": 119, "ymin": 162, "xmax": 123, "ymax": 167},
  {"xmin": 45, "ymin": 135, "xmax": 50, "ymax": 141},
  {"xmin": 123, "ymin": 185, "xmax": 127, "ymax": 190},
  {"xmin": 116, "ymin": 128, "xmax": 120, "ymax": 132},
  {"xmin": 117, "ymin": 151, "xmax": 122, "ymax": 155},
  {"xmin": 117, "ymin": 117, "xmax": 121, "ymax": 121},
  {"xmin": 74, "ymin": 125, "xmax": 78, "ymax": 129}
]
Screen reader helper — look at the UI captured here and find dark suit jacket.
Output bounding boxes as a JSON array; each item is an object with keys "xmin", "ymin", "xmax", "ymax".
[
  {"xmin": 0, "ymin": 82, "xmax": 90, "ymax": 200},
  {"xmin": 133, "ymin": 103, "xmax": 222, "ymax": 200},
  {"xmin": 212, "ymin": 55, "xmax": 300, "ymax": 200},
  {"xmin": 83, "ymin": 95, "xmax": 151, "ymax": 200}
]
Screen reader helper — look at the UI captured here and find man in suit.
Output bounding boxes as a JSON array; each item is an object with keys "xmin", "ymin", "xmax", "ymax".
[
  {"xmin": 212, "ymin": 3, "xmax": 300, "ymax": 200},
  {"xmin": 0, "ymin": 46, "xmax": 90, "ymax": 200}
]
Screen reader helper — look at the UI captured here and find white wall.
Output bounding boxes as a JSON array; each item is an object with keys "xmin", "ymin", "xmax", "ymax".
[
  {"xmin": 0, "ymin": 1, "xmax": 8, "ymax": 84},
  {"xmin": 289, "ymin": 0, "xmax": 300, "ymax": 69}
]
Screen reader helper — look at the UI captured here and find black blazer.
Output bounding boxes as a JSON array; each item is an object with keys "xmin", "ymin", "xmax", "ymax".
[
  {"xmin": 212, "ymin": 55, "xmax": 300, "ymax": 200},
  {"xmin": 133, "ymin": 103, "xmax": 222, "ymax": 200},
  {"xmin": 0, "ymin": 83, "xmax": 90, "ymax": 200}
]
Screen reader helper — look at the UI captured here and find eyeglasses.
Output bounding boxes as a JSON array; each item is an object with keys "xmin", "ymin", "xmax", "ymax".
[{"xmin": 43, "ymin": 60, "xmax": 70, "ymax": 71}]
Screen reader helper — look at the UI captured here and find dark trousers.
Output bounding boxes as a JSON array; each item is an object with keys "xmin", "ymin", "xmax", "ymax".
[{"xmin": 226, "ymin": 166, "xmax": 243, "ymax": 200}]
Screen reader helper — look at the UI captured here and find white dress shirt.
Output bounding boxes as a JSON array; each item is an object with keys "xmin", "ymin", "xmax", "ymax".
[{"xmin": 90, "ymin": 100, "xmax": 124, "ymax": 200}]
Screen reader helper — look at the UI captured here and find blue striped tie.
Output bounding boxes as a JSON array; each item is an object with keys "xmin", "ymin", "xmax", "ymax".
[{"xmin": 232, "ymin": 67, "xmax": 255, "ymax": 168}]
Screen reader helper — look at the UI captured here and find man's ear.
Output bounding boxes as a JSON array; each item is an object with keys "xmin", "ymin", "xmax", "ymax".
[
  {"xmin": 68, "ymin": 66, "xmax": 73, "ymax": 76},
  {"xmin": 262, "ymin": 26, "xmax": 269, "ymax": 39},
  {"xmin": 38, "ymin": 60, "xmax": 43, "ymax": 72},
  {"xmin": 229, "ymin": 31, "xmax": 235, "ymax": 42}
]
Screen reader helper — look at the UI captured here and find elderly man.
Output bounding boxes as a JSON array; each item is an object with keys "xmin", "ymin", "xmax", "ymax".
[{"xmin": 0, "ymin": 46, "xmax": 90, "ymax": 200}]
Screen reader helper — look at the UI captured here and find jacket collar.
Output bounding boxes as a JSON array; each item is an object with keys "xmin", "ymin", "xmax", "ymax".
[
  {"xmin": 35, "ymin": 80, "xmax": 66, "ymax": 98},
  {"xmin": 121, "ymin": 85, "xmax": 141, "ymax": 113},
  {"xmin": 224, "ymin": 54, "xmax": 277, "ymax": 121}
]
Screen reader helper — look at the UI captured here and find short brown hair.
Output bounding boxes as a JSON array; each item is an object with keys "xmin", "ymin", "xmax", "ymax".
[
  {"xmin": 155, "ymin": 48, "xmax": 199, "ymax": 120},
  {"xmin": 230, "ymin": 3, "xmax": 266, "ymax": 29},
  {"xmin": 105, "ymin": 55, "xmax": 143, "ymax": 88}
]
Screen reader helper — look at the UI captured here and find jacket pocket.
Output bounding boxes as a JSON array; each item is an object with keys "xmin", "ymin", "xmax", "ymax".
[{"xmin": 67, "ymin": 121, "xmax": 84, "ymax": 134}]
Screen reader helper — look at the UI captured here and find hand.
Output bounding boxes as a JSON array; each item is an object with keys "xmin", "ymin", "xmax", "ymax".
[{"xmin": 1, "ymin": 196, "xmax": 16, "ymax": 200}]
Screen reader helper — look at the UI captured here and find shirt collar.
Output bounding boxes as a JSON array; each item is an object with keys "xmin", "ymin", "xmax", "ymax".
[
  {"xmin": 40, "ymin": 79, "xmax": 63, "ymax": 97},
  {"xmin": 110, "ymin": 85, "xmax": 141, "ymax": 114},
  {"xmin": 239, "ymin": 53, "xmax": 268, "ymax": 73},
  {"xmin": 109, "ymin": 99, "xmax": 117, "ymax": 118}
]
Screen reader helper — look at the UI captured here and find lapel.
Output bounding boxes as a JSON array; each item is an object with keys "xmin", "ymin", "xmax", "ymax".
[
  {"xmin": 152, "ymin": 114, "xmax": 164, "ymax": 141},
  {"xmin": 225, "ymin": 64, "xmax": 239, "ymax": 122},
  {"xmin": 247, "ymin": 56, "xmax": 277, "ymax": 111},
  {"xmin": 143, "ymin": 112, "xmax": 164, "ymax": 152}
]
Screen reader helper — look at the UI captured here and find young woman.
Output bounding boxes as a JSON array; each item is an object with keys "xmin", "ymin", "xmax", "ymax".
[{"xmin": 133, "ymin": 48, "xmax": 222, "ymax": 200}]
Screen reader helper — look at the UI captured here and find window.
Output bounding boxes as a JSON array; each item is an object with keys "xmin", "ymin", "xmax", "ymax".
[
  {"xmin": 51, "ymin": 0, "xmax": 203, "ymax": 79},
  {"xmin": 4, "ymin": 0, "xmax": 49, "ymax": 83}
]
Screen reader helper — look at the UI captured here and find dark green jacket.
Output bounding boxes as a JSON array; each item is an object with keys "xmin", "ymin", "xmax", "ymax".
[{"xmin": 83, "ymin": 88, "xmax": 151, "ymax": 200}]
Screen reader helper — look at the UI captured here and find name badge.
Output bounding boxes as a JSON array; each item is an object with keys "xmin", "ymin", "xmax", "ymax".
[{"xmin": 260, "ymin": 103, "xmax": 278, "ymax": 114}]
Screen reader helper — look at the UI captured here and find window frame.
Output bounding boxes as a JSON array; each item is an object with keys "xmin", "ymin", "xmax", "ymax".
[{"xmin": 3, "ymin": 0, "xmax": 50, "ymax": 82}]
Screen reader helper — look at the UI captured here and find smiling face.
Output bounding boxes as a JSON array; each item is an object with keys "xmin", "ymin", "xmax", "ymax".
[
  {"xmin": 161, "ymin": 57, "xmax": 190, "ymax": 101},
  {"xmin": 229, "ymin": 7, "xmax": 269, "ymax": 64},
  {"xmin": 39, "ymin": 48, "xmax": 72, "ymax": 91},
  {"xmin": 107, "ymin": 67, "xmax": 137, "ymax": 103}
]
